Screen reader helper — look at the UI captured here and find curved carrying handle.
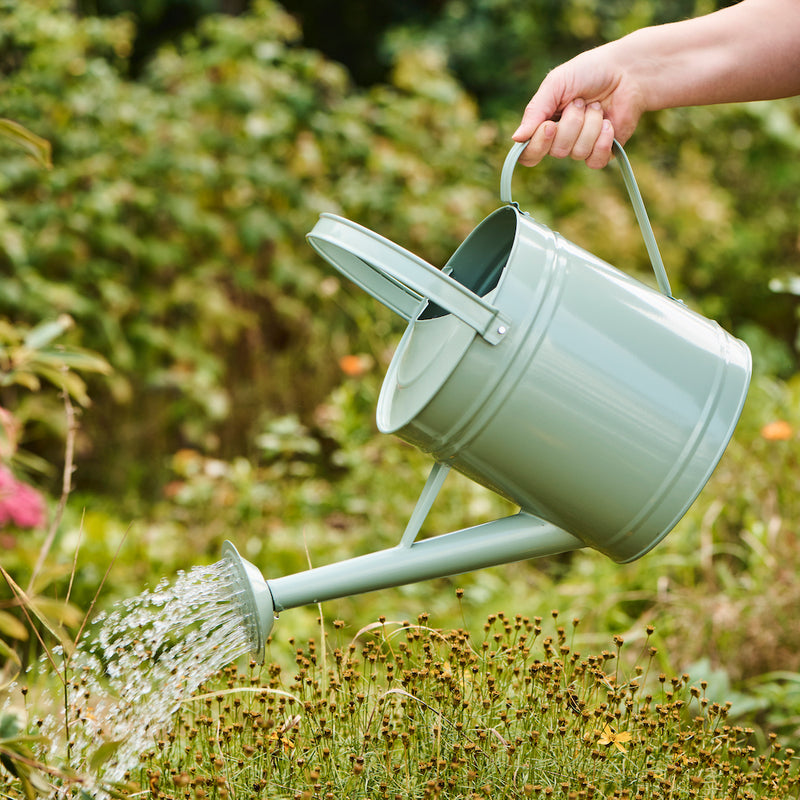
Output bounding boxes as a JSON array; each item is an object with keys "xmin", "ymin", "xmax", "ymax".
[
  {"xmin": 501, "ymin": 138, "xmax": 673, "ymax": 299},
  {"xmin": 307, "ymin": 213, "xmax": 511, "ymax": 345}
]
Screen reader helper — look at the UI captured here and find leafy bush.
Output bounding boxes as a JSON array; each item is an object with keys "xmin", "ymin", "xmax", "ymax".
[
  {"xmin": 3, "ymin": 0, "xmax": 800, "ymax": 504},
  {"xmin": 0, "ymin": 0, "xmax": 505, "ymax": 501},
  {"xmin": 385, "ymin": 0, "xmax": 800, "ymax": 348},
  {"xmin": 0, "ymin": 118, "xmax": 111, "ymax": 693}
]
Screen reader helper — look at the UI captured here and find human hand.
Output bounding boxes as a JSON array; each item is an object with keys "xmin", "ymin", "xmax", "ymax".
[
  {"xmin": 515, "ymin": 99, "xmax": 615, "ymax": 169},
  {"xmin": 512, "ymin": 46, "xmax": 646, "ymax": 168}
]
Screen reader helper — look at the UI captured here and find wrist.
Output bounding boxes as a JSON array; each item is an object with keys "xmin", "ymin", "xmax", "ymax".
[{"xmin": 607, "ymin": 29, "xmax": 670, "ymax": 114}]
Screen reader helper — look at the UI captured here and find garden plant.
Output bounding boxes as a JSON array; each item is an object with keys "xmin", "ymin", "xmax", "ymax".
[
  {"xmin": 2, "ymin": 0, "xmax": 800, "ymax": 797},
  {"xmin": 95, "ymin": 615, "xmax": 800, "ymax": 799}
]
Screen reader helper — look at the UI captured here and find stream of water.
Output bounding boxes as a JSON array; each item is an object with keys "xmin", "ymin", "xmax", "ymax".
[{"xmin": 43, "ymin": 558, "xmax": 253, "ymax": 796}]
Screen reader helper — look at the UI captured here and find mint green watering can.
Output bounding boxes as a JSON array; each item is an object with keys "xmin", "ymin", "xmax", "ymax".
[{"xmin": 224, "ymin": 140, "xmax": 751, "ymax": 659}]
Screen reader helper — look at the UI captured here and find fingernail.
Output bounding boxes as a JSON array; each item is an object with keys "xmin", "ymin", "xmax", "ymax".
[
  {"xmin": 588, "ymin": 101, "xmax": 602, "ymax": 110},
  {"xmin": 543, "ymin": 121, "xmax": 556, "ymax": 138},
  {"xmin": 602, "ymin": 120, "xmax": 613, "ymax": 132},
  {"xmin": 572, "ymin": 98, "xmax": 585, "ymax": 109}
]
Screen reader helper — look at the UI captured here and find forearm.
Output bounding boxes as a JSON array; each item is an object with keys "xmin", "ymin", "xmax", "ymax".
[
  {"xmin": 514, "ymin": 0, "xmax": 800, "ymax": 167},
  {"xmin": 612, "ymin": 0, "xmax": 800, "ymax": 111}
]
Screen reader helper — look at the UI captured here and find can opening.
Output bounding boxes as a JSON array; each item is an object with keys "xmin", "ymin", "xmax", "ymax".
[{"xmin": 419, "ymin": 207, "xmax": 517, "ymax": 321}]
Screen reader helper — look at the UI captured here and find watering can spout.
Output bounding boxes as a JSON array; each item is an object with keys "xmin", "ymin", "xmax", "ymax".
[
  {"xmin": 222, "ymin": 513, "xmax": 583, "ymax": 661},
  {"xmin": 267, "ymin": 513, "xmax": 583, "ymax": 613},
  {"xmin": 222, "ymin": 540, "xmax": 275, "ymax": 664}
]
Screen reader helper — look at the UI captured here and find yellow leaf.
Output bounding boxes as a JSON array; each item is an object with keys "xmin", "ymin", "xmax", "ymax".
[
  {"xmin": 29, "ymin": 597, "xmax": 83, "ymax": 629},
  {"xmin": 0, "ymin": 119, "xmax": 52, "ymax": 169},
  {"xmin": 0, "ymin": 611, "xmax": 28, "ymax": 641}
]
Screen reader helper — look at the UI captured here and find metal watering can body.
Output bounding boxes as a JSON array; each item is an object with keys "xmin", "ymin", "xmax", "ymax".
[
  {"xmin": 224, "ymin": 141, "xmax": 751, "ymax": 660},
  {"xmin": 375, "ymin": 207, "xmax": 749, "ymax": 563}
]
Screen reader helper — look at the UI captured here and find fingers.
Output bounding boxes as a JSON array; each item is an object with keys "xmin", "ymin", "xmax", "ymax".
[
  {"xmin": 551, "ymin": 100, "xmax": 603, "ymax": 159},
  {"xmin": 515, "ymin": 99, "xmax": 617, "ymax": 169},
  {"xmin": 512, "ymin": 70, "xmax": 568, "ymax": 144},
  {"xmin": 516, "ymin": 120, "xmax": 557, "ymax": 167},
  {"xmin": 584, "ymin": 119, "xmax": 616, "ymax": 169}
]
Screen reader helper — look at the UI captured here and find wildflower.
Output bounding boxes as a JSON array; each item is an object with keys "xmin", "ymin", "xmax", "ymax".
[
  {"xmin": 268, "ymin": 731, "xmax": 295, "ymax": 752},
  {"xmin": 761, "ymin": 419, "xmax": 793, "ymax": 440},
  {"xmin": 597, "ymin": 724, "xmax": 632, "ymax": 753},
  {"xmin": 338, "ymin": 354, "xmax": 372, "ymax": 377},
  {"xmin": 0, "ymin": 466, "xmax": 46, "ymax": 529}
]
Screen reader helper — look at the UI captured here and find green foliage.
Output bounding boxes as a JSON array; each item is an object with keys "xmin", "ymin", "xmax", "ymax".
[
  {"xmin": 3, "ymin": 0, "xmax": 800, "ymax": 502},
  {"xmin": 0, "ymin": 315, "xmax": 110, "ymax": 413},
  {"xmin": 0, "ymin": 710, "xmax": 51, "ymax": 800},
  {"xmin": 0, "ymin": 315, "xmax": 108, "ymax": 784},
  {"xmin": 385, "ymin": 0, "xmax": 800, "ymax": 349},
  {"xmin": 0, "ymin": 0, "xmax": 504, "ymax": 499},
  {"xmin": 384, "ymin": 0, "xmax": 708, "ymax": 118},
  {"xmin": 124, "ymin": 618, "xmax": 799, "ymax": 799},
  {"xmin": 0, "ymin": 119, "xmax": 51, "ymax": 170}
]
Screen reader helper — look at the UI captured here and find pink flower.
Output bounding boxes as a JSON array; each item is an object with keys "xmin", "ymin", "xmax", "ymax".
[{"xmin": 0, "ymin": 466, "xmax": 46, "ymax": 530}]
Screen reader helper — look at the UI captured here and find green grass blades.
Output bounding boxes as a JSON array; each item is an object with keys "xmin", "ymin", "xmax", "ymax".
[{"xmin": 128, "ymin": 613, "xmax": 799, "ymax": 800}]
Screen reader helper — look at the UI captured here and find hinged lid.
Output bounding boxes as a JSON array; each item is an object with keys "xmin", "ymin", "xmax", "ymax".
[{"xmin": 307, "ymin": 214, "xmax": 511, "ymax": 344}]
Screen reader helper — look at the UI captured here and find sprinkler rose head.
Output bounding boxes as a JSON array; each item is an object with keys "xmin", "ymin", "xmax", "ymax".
[{"xmin": 221, "ymin": 540, "xmax": 275, "ymax": 663}]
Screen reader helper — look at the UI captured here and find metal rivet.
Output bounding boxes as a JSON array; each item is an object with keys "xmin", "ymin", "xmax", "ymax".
[{"xmin": 497, "ymin": 325, "xmax": 507, "ymax": 335}]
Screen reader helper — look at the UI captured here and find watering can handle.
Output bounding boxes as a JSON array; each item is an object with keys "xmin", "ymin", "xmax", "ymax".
[
  {"xmin": 500, "ymin": 139, "xmax": 673, "ymax": 299},
  {"xmin": 307, "ymin": 213, "xmax": 511, "ymax": 345}
]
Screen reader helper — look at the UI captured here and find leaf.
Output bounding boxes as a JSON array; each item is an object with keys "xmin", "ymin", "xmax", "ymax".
[
  {"xmin": 0, "ymin": 712, "xmax": 20, "ymax": 740},
  {"xmin": 28, "ymin": 597, "xmax": 83, "ymax": 630},
  {"xmin": 0, "ymin": 611, "xmax": 28, "ymax": 642},
  {"xmin": 34, "ymin": 347, "xmax": 112, "ymax": 375},
  {"xmin": 0, "ymin": 743, "xmax": 53, "ymax": 800},
  {"xmin": 1, "ymin": 370, "xmax": 40, "ymax": 391},
  {"xmin": 0, "ymin": 640, "xmax": 21, "ymax": 690},
  {"xmin": 28, "ymin": 562, "xmax": 74, "ymax": 596},
  {"xmin": 0, "ymin": 119, "xmax": 52, "ymax": 169},
  {"xmin": 0, "ymin": 568, "xmax": 64, "ymax": 645},
  {"xmin": 22, "ymin": 364, "xmax": 90, "ymax": 406},
  {"xmin": 22, "ymin": 316, "xmax": 74, "ymax": 351},
  {"xmin": 88, "ymin": 739, "xmax": 123, "ymax": 772}
]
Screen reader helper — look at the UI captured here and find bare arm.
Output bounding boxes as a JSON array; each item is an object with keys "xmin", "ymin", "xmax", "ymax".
[{"xmin": 513, "ymin": 0, "xmax": 800, "ymax": 168}]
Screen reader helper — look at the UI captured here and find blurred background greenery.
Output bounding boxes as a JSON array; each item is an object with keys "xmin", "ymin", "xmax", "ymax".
[{"xmin": 3, "ymin": 0, "xmax": 800, "ymax": 750}]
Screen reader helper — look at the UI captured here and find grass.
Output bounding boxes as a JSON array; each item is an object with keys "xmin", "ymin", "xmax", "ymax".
[{"xmin": 118, "ymin": 611, "xmax": 799, "ymax": 800}]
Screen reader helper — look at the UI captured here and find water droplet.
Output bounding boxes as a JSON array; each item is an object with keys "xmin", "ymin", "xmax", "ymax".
[{"xmin": 38, "ymin": 559, "xmax": 251, "ymax": 796}]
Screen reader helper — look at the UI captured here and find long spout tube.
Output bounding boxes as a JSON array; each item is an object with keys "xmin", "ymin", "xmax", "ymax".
[
  {"xmin": 224, "ymin": 514, "xmax": 583, "ymax": 659},
  {"xmin": 268, "ymin": 513, "xmax": 581, "ymax": 610}
]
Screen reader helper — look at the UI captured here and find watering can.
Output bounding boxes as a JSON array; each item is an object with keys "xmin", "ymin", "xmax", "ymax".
[{"xmin": 224, "ymin": 139, "xmax": 751, "ymax": 660}]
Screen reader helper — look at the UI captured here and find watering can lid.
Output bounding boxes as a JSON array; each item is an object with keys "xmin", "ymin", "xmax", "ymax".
[{"xmin": 305, "ymin": 213, "xmax": 487, "ymax": 434}]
